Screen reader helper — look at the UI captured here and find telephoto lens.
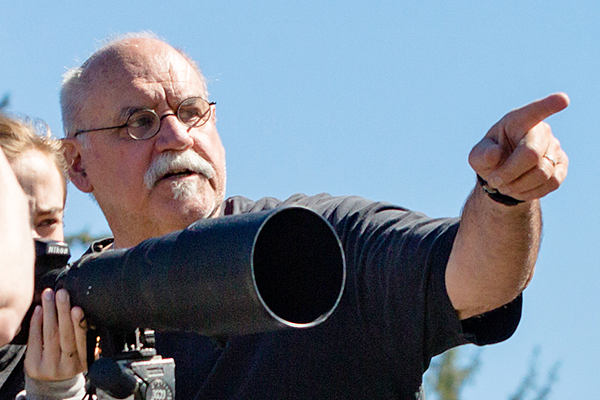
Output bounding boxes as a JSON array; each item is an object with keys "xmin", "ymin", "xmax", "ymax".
[{"xmin": 58, "ymin": 206, "xmax": 346, "ymax": 337}]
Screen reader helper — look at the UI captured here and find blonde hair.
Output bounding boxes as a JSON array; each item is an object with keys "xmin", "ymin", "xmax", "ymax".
[{"xmin": 0, "ymin": 113, "xmax": 68, "ymax": 198}]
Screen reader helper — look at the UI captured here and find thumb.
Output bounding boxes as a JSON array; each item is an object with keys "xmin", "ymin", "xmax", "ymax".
[{"xmin": 469, "ymin": 137, "xmax": 506, "ymax": 179}]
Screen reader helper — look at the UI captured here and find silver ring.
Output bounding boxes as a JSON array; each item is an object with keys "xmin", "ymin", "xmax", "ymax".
[{"xmin": 543, "ymin": 154, "xmax": 556, "ymax": 167}]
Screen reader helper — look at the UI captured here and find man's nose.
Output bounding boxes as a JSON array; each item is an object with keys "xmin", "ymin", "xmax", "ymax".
[{"xmin": 154, "ymin": 114, "xmax": 194, "ymax": 152}]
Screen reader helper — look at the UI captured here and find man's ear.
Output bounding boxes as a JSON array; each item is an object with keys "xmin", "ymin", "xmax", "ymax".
[
  {"xmin": 210, "ymin": 103, "xmax": 217, "ymax": 123},
  {"xmin": 62, "ymin": 138, "xmax": 93, "ymax": 193}
]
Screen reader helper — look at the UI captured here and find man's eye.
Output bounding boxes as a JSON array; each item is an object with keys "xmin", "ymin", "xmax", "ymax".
[
  {"xmin": 181, "ymin": 107, "xmax": 210, "ymax": 127},
  {"xmin": 179, "ymin": 107, "xmax": 201, "ymax": 121},
  {"xmin": 128, "ymin": 112, "xmax": 156, "ymax": 128}
]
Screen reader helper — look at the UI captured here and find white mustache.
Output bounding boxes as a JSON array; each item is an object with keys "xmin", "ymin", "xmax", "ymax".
[{"xmin": 144, "ymin": 151, "xmax": 215, "ymax": 189}]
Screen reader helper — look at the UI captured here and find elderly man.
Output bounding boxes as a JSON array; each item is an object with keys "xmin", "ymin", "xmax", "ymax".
[{"xmin": 52, "ymin": 33, "xmax": 567, "ymax": 399}]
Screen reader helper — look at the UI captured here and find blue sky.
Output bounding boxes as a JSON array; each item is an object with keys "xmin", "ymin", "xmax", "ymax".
[{"xmin": 1, "ymin": 2, "xmax": 597, "ymax": 398}]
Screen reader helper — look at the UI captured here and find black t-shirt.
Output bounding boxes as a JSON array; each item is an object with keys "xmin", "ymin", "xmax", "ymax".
[{"xmin": 147, "ymin": 193, "xmax": 521, "ymax": 399}]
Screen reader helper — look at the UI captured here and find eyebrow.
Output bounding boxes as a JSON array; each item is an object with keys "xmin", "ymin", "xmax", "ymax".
[
  {"xmin": 28, "ymin": 206, "xmax": 63, "ymax": 229},
  {"xmin": 25, "ymin": 194, "xmax": 63, "ymax": 221},
  {"xmin": 117, "ymin": 106, "xmax": 144, "ymax": 122},
  {"xmin": 34, "ymin": 207, "xmax": 64, "ymax": 216}
]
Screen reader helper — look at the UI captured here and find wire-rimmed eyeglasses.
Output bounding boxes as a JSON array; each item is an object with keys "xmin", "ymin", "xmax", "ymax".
[{"xmin": 72, "ymin": 97, "xmax": 216, "ymax": 140}]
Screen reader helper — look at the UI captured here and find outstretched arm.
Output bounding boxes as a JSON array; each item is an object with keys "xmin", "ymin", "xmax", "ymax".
[
  {"xmin": 0, "ymin": 149, "xmax": 34, "ymax": 346},
  {"xmin": 446, "ymin": 93, "xmax": 569, "ymax": 320}
]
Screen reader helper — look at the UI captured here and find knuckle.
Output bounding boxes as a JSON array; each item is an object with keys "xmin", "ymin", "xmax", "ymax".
[
  {"xmin": 520, "ymin": 144, "xmax": 542, "ymax": 164},
  {"xmin": 468, "ymin": 152, "xmax": 477, "ymax": 170},
  {"xmin": 529, "ymin": 121, "xmax": 550, "ymax": 134},
  {"xmin": 538, "ymin": 121, "xmax": 550, "ymax": 131},
  {"xmin": 536, "ymin": 165, "xmax": 553, "ymax": 181},
  {"xmin": 527, "ymin": 121, "xmax": 551, "ymax": 139},
  {"xmin": 553, "ymin": 137, "xmax": 562, "ymax": 148},
  {"xmin": 547, "ymin": 176, "xmax": 561, "ymax": 191}
]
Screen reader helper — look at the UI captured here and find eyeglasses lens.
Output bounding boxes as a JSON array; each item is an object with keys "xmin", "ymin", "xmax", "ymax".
[
  {"xmin": 178, "ymin": 98, "xmax": 211, "ymax": 128},
  {"xmin": 127, "ymin": 110, "xmax": 161, "ymax": 140},
  {"xmin": 125, "ymin": 98, "xmax": 211, "ymax": 140}
]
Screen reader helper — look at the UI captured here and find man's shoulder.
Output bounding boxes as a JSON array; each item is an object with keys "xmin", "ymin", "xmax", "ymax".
[
  {"xmin": 221, "ymin": 195, "xmax": 286, "ymax": 215},
  {"xmin": 221, "ymin": 193, "xmax": 407, "ymax": 216},
  {"xmin": 85, "ymin": 237, "xmax": 114, "ymax": 255},
  {"xmin": 220, "ymin": 193, "xmax": 445, "ymax": 235},
  {"xmin": 222, "ymin": 193, "xmax": 323, "ymax": 215}
]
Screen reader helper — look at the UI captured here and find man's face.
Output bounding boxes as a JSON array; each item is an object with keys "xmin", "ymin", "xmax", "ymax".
[
  {"xmin": 10, "ymin": 150, "xmax": 65, "ymax": 242},
  {"xmin": 66, "ymin": 40, "xmax": 226, "ymax": 248}
]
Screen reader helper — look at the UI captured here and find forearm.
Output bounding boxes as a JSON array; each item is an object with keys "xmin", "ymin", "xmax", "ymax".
[
  {"xmin": 0, "ymin": 150, "xmax": 34, "ymax": 346},
  {"xmin": 446, "ymin": 184, "xmax": 541, "ymax": 320}
]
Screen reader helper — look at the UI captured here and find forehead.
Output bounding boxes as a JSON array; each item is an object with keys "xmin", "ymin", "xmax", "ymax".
[
  {"xmin": 82, "ymin": 41, "xmax": 206, "ymax": 121},
  {"xmin": 10, "ymin": 150, "xmax": 65, "ymax": 205}
]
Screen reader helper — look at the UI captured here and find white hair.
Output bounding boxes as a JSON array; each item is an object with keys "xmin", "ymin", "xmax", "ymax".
[
  {"xmin": 171, "ymin": 179, "xmax": 200, "ymax": 201},
  {"xmin": 143, "ymin": 150, "xmax": 215, "ymax": 200}
]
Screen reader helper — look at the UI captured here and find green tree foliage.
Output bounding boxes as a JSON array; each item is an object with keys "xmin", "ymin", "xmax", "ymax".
[
  {"xmin": 509, "ymin": 347, "xmax": 561, "ymax": 400},
  {"xmin": 425, "ymin": 347, "xmax": 560, "ymax": 400},
  {"xmin": 426, "ymin": 348, "xmax": 481, "ymax": 400},
  {"xmin": 64, "ymin": 228, "xmax": 107, "ymax": 248},
  {"xmin": 0, "ymin": 92, "xmax": 10, "ymax": 110}
]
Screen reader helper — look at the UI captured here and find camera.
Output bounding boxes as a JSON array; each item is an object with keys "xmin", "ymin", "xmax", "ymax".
[
  {"xmin": 34, "ymin": 237, "xmax": 71, "ymax": 273},
  {"xmin": 87, "ymin": 329, "xmax": 176, "ymax": 400},
  {"xmin": 10, "ymin": 238, "xmax": 71, "ymax": 344},
  {"xmin": 18, "ymin": 207, "xmax": 346, "ymax": 399}
]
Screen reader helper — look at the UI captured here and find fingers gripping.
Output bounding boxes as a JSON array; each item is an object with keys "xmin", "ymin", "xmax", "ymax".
[
  {"xmin": 56, "ymin": 290, "xmax": 78, "ymax": 359},
  {"xmin": 24, "ymin": 288, "xmax": 87, "ymax": 381}
]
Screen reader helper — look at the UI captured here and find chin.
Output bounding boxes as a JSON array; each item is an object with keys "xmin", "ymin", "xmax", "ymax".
[
  {"xmin": 165, "ymin": 187, "xmax": 216, "ymax": 223},
  {"xmin": 171, "ymin": 179, "xmax": 223, "ymax": 217},
  {"xmin": 171, "ymin": 180, "xmax": 200, "ymax": 201}
]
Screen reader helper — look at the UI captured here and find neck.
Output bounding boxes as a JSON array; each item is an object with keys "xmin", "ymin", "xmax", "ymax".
[{"xmin": 109, "ymin": 204, "xmax": 222, "ymax": 249}]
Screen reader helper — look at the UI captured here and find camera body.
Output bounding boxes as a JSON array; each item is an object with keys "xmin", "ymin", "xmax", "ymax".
[
  {"xmin": 127, "ymin": 355, "xmax": 175, "ymax": 400},
  {"xmin": 13, "ymin": 239, "xmax": 175, "ymax": 399},
  {"xmin": 89, "ymin": 329, "xmax": 175, "ymax": 400},
  {"xmin": 34, "ymin": 238, "xmax": 71, "ymax": 273},
  {"xmin": 10, "ymin": 238, "xmax": 70, "ymax": 344}
]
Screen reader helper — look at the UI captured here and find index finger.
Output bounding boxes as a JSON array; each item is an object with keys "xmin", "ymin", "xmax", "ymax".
[
  {"xmin": 56, "ymin": 289, "xmax": 77, "ymax": 353},
  {"xmin": 25, "ymin": 306, "xmax": 43, "ymax": 367},
  {"xmin": 504, "ymin": 92, "xmax": 569, "ymax": 133},
  {"xmin": 71, "ymin": 307, "xmax": 88, "ymax": 370}
]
